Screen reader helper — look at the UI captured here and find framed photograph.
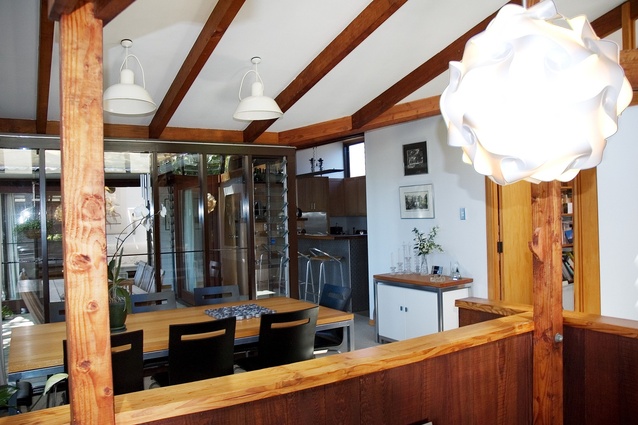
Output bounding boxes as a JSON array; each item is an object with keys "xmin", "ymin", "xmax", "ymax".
[
  {"xmin": 431, "ymin": 265, "xmax": 443, "ymax": 275},
  {"xmin": 399, "ymin": 184, "xmax": 434, "ymax": 219},
  {"xmin": 403, "ymin": 142, "xmax": 428, "ymax": 176}
]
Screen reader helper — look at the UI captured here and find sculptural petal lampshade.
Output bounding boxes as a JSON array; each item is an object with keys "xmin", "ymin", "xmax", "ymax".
[
  {"xmin": 103, "ymin": 39, "xmax": 157, "ymax": 115},
  {"xmin": 440, "ymin": 0, "xmax": 633, "ymax": 185},
  {"xmin": 233, "ymin": 57, "xmax": 283, "ymax": 121}
]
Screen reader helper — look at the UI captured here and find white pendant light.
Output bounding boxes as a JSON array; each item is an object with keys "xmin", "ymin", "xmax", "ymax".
[
  {"xmin": 440, "ymin": 0, "xmax": 633, "ymax": 185},
  {"xmin": 233, "ymin": 57, "xmax": 283, "ymax": 121},
  {"xmin": 103, "ymin": 39, "xmax": 157, "ymax": 115}
]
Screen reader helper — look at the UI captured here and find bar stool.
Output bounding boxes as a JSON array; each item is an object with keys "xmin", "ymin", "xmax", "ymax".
[
  {"xmin": 309, "ymin": 248, "xmax": 345, "ymax": 301},
  {"xmin": 298, "ymin": 252, "xmax": 316, "ymax": 302}
]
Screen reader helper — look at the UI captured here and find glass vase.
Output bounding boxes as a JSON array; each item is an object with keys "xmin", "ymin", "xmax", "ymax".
[{"xmin": 420, "ymin": 255, "xmax": 429, "ymax": 275}]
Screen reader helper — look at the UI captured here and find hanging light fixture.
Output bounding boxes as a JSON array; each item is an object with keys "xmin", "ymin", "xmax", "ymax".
[
  {"xmin": 233, "ymin": 57, "xmax": 283, "ymax": 121},
  {"xmin": 440, "ymin": 0, "xmax": 632, "ymax": 185},
  {"xmin": 103, "ymin": 39, "xmax": 157, "ymax": 115}
]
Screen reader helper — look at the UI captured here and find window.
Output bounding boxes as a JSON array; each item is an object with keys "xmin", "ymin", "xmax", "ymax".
[{"xmin": 344, "ymin": 138, "xmax": 365, "ymax": 177}]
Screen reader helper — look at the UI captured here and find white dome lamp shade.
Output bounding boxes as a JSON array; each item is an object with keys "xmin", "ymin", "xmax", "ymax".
[
  {"xmin": 440, "ymin": 0, "xmax": 632, "ymax": 185},
  {"xmin": 103, "ymin": 39, "xmax": 157, "ymax": 115},
  {"xmin": 233, "ymin": 57, "xmax": 283, "ymax": 121}
]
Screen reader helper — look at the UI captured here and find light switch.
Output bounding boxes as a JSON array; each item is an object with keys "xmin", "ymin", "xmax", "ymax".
[{"xmin": 460, "ymin": 207, "xmax": 466, "ymax": 220}]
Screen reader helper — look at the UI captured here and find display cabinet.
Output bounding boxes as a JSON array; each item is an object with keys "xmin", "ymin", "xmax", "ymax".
[{"xmin": 253, "ymin": 157, "xmax": 290, "ymax": 298}]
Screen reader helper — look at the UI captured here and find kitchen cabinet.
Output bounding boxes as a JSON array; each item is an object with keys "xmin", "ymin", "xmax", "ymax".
[
  {"xmin": 374, "ymin": 273, "xmax": 473, "ymax": 343},
  {"xmin": 344, "ymin": 176, "xmax": 366, "ymax": 216},
  {"xmin": 297, "ymin": 176, "xmax": 329, "ymax": 212},
  {"xmin": 328, "ymin": 178, "xmax": 345, "ymax": 216}
]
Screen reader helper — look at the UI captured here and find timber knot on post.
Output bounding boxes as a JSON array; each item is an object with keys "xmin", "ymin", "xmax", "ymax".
[
  {"xmin": 69, "ymin": 253, "xmax": 92, "ymax": 272},
  {"xmin": 528, "ymin": 227, "xmax": 544, "ymax": 261}
]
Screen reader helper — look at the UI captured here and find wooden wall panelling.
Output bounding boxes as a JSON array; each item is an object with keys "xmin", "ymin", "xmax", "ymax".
[
  {"xmin": 360, "ymin": 363, "xmax": 426, "ymax": 424},
  {"xmin": 563, "ymin": 326, "xmax": 638, "ymax": 425}
]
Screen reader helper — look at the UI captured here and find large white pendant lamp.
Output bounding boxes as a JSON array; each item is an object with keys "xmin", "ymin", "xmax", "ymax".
[
  {"xmin": 103, "ymin": 39, "xmax": 157, "ymax": 115},
  {"xmin": 440, "ymin": 0, "xmax": 632, "ymax": 185},
  {"xmin": 233, "ymin": 57, "xmax": 283, "ymax": 121}
]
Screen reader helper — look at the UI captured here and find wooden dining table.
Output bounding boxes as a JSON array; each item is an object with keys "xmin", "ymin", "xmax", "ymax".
[{"xmin": 7, "ymin": 297, "xmax": 355, "ymax": 381}]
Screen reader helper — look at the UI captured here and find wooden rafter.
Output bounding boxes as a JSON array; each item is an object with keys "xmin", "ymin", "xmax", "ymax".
[
  {"xmin": 351, "ymin": 1, "xmax": 521, "ymax": 129},
  {"xmin": 94, "ymin": 0, "xmax": 137, "ymax": 25},
  {"xmin": 589, "ymin": 0, "xmax": 638, "ymax": 38},
  {"xmin": 242, "ymin": 0, "xmax": 408, "ymax": 143},
  {"xmin": 148, "ymin": 0, "xmax": 245, "ymax": 139},
  {"xmin": 47, "ymin": 0, "xmax": 80, "ymax": 21},
  {"xmin": 36, "ymin": 0, "xmax": 55, "ymax": 134}
]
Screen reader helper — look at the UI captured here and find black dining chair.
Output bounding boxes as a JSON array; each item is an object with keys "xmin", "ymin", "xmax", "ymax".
[
  {"xmin": 49, "ymin": 301, "xmax": 66, "ymax": 323},
  {"xmin": 314, "ymin": 284, "xmax": 352, "ymax": 354},
  {"xmin": 153, "ymin": 316, "xmax": 237, "ymax": 386},
  {"xmin": 63, "ymin": 329, "xmax": 144, "ymax": 396},
  {"xmin": 236, "ymin": 306, "xmax": 319, "ymax": 371},
  {"xmin": 193, "ymin": 285, "xmax": 241, "ymax": 306},
  {"xmin": 130, "ymin": 291, "xmax": 177, "ymax": 313}
]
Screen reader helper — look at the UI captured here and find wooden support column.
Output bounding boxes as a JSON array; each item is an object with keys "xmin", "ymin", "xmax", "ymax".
[
  {"xmin": 59, "ymin": 1, "xmax": 114, "ymax": 423},
  {"xmin": 529, "ymin": 181, "xmax": 564, "ymax": 425}
]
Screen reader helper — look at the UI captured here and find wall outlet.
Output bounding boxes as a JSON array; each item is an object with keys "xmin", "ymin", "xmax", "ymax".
[{"xmin": 460, "ymin": 207, "xmax": 466, "ymax": 220}]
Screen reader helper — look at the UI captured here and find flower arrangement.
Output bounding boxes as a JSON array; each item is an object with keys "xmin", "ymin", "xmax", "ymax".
[
  {"xmin": 412, "ymin": 226, "xmax": 443, "ymax": 256},
  {"xmin": 108, "ymin": 204, "xmax": 166, "ymax": 302}
]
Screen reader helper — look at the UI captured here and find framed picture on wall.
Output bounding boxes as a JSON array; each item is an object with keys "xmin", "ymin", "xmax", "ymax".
[
  {"xmin": 402, "ymin": 141, "xmax": 428, "ymax": 176},
  {"xmin": 399, "ymin": 184, "xmax": 434, "ymax": 219}
]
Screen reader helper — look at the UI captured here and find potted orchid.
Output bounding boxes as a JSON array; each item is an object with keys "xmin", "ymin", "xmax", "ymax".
[
  {"xmin": 412, "ymin": 226, "xmax": 443, "ymax": 275},
  {"xmin": 107, "ymin": 204, "xmax": 166, "ymax": 329}
]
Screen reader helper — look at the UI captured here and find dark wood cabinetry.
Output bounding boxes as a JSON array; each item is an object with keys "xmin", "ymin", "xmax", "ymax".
[
  {"xmin": 297, "ymin": 176, "xmax": 329, "ymax": 212},
  {"xmin": 325, "ymin": 177, "xmax": 367, "ymax": 217},
  {"xmin": 344, "ymin": 176, "xmax": 366, "ymax": 216},
  {"xmin": 328, "ymin": 178, "xmax": 345, "ymax": 216}
]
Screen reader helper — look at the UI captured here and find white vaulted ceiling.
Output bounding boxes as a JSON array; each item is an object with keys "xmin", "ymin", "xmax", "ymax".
[{"xmin": 0, "ymin": 0, "xmax": 630, "ymax": 146}]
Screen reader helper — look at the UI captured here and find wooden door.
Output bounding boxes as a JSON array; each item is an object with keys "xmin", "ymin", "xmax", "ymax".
[
  {"xmin": 486, "ymin": 170, "xmax": 601, "ymax": 312},
  {"xmin": 487, "ymin": 180, "xmax": 534, "ymax": 304}
]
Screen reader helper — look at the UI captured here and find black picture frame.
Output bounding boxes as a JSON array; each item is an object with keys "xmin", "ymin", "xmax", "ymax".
[{"xmin": 403, "ymin": 142, "xmax": 428, "ymax": 176}]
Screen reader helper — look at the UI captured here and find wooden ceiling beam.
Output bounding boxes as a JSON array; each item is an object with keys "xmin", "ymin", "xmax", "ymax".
[
  {"xmin": 590, "ymin": 0, "xmax": 638, "ymax": 38},
  {"xmin": 47, "ymin": 0, "xmax": 80, "ymax": 20},
  {"xmin": 242, "ymin": 0, "xmax": 408, "ymax": 144},
  {"xmin": 36, "ymin": 0, "xmax": 55, "ymax": 134},
  {"xmin": 148, "ymin": 0, "xmax": 245, "ymax": 139},
  {"xmin": 94, "ymin": 0, "xmax": 137, "ymax": 26},
  {"xmin": 351, "ymin": 1, "xmax": 522, "ymax": 130}
]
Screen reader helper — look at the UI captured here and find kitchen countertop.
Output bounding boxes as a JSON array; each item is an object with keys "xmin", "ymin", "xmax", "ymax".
[{"xmin": 297, "ymin": 233, "xmax": 367, "ymax": 240}]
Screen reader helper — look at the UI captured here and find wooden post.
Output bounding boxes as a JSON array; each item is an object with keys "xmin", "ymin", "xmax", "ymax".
[
  {"xmin": 59, "ymin": 1, "xmax": 115, "ymax": 423},
  {"xmin": 529, "ymin": 181, "xmax": 564, "ymax": 424}
]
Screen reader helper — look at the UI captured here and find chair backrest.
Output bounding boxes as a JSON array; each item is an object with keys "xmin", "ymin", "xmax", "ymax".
[
  {"xmin": 21, "ymin": 291, "xmax": 44, "ymax": 324},
  {"xmin": 193, "ymin": 285, "xmax": 240, "ymax": 306},
  {"xmin": 110, "ymin": 330, "xmax": 145, "ymax": 394},
  {"xmin": 130, "ymin": 291, "xmax": 176, "ymax": 313},
  {"xmin": 318, "ymin": 284, "xmax": 352, "ymax": 312},
  {"xmin": 49, "ymin": 301, "xmax": 66, "ymax": 323},
  {"xmin": 257, "ymin": 306, "xmax": 319, "ymax": 368},
  {"xmin": 167, "ymin": 316, "xmax": 237, "ymax": 385},
  {"xmin": 63, "ymin": 330, "xmax": 144, "ymax": 395},
  {"xmin": 132, "ymin": 261, "xmax": 147, "ymax": 287},
  {"xmin": 137, "ymin": 263, "xmax": 156, "ymax": 293}
]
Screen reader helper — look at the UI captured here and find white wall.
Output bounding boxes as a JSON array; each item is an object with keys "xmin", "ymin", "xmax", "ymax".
[
  {"xmin": 296, "ymin": 143, "xmax": 344, "ymax": 177},
  {"xmin": 597, "ymin": 106, "xmax": 638, "ymax": 320},
  {"xmin": 365, "ymin": 116, "xmax": 488, "ymax": 315},
  {"xmin": 297, "ymin": 106, "xmax": 638, "ymax": 321}
]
